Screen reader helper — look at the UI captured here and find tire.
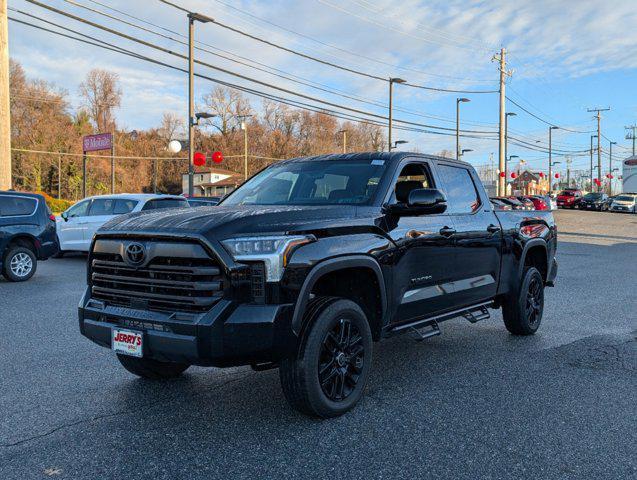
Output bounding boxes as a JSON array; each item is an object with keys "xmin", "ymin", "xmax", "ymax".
[
  {"xmin": 279, "ymin": 297, "xmax": 373, "ymax": 418},
  {"xmin": 502, "ymin": 267, "xmax": 545, "ymax": 335},
  {"xmin": 2, "ymin": 246, "xmax": 37, "ymax": 282},
  {"xmin": 116, "ymin": 354, "xmax": 189, "ymax": 379}
]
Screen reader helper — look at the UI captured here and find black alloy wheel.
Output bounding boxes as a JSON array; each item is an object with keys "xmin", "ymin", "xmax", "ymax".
[
  {"xmin": 318, "ymin": 318, "xmax": 365, "ymax": 402},
  {"xmin": 525, "ymin": 274, "xmax": 543, "ymax": 327}
]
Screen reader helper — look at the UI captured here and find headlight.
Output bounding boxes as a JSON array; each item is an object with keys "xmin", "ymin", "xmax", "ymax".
[{"xmin": 221, "ymin": 235, "xmax": 315, "ymax": 281}]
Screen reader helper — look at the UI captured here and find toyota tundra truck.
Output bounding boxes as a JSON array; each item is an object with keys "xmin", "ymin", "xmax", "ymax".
[{"xmin": 79, "ymin": 152, "xmax": 558, "ymax": 417}]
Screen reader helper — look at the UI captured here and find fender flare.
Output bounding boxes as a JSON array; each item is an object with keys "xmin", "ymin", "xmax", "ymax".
[
  {"xmin": 291, "ymin": 255, "xmax": 387, "ymax": 336},
  {"xmin": 518, "ymin": 238, "xmax": 548, "ymax": 279}
]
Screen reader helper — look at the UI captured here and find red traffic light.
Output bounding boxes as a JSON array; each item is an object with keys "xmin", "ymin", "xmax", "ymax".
[
  {"xmin": 511, "ymin": 172, "xmax": 517, "ymax": 179},
  {"xmin": 539, "ymin": 172, "xmax": 544, "ymax": 178},
  {"xmin": 499, "ymin": 172, "xmax": 505, "ymax": 178},
  {"xmin": 193, "ymin": 151, "xmax": 206, "ymax": 167},
  {"xmin": 212, "ymin": 151, "xmax": 224, "ymax": 164},
  {"xmin": 554, "ymin": 173, "xmax": 560, "ymax": 179}
]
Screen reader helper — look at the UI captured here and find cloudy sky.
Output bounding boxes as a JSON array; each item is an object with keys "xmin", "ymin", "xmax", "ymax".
[{"xmin": 8, "ymin": 0, "xmax": 637, "ymax": 172}]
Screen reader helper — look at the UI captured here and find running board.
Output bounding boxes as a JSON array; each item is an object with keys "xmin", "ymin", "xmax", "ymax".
[
  {"xmin": 463, "ymin": 306, "xmax": 490, "ymax": 323},
  {"xmin": 386, "ymin": 301, "xmax": 492, "ymax": 337},
  {"xmin": 409, "ymin": 321, "xmax": 440, "ymax": 342}
]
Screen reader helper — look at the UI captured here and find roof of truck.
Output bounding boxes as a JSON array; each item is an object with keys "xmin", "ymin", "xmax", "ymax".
[{"xmin": 281, "ymin": 152, "xmax": 473, "ymax": 168}]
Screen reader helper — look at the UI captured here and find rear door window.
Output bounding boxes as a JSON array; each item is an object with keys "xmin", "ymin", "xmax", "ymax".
[
  {"xmin": 0, "ymin": 196, "xmax": 38, "ymax": 216},
  {"xmin": 436, "ymin": 164, "xmax": 481, "ymax": 214},
  {"xmin": 113, "ymin": 199, "xmax": 138, "ymax": 214},
  {"xmin": 88, "ymin": 198, "xmax": 116, "ymax": 216},
  {"xmin": 141, "ymin": 198, "xmax": 189, "ymax": 211}
]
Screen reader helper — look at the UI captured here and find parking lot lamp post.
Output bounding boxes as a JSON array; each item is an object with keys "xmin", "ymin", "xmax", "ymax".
[
  {"xmin": 187, "ymin": 12, "xmax": 214, "ymax": 197},
  {"xmin": 589, "ymin": 135, "xmax": 597, "ymax": 191},
  {"xmin": 392, "ymin": 140, "xmax": 408, "ymax": 150},
  {"xmin": 237, "ymin": 115, "xmax": 252, "ymax": 180},
  {"xmin": 548, "ymin": 126, "xmax": 559, "ymax": 194},
  {"xmin": 609, "ymin": 141, "xmax": 616, "ymax": 195},
  {"xmin": 388, "ymin": 78, "xmax": 406, "ymax": 151},
  {"xmin": 456, "ymin": 98, "xmax": 470, "ymax": 160}
]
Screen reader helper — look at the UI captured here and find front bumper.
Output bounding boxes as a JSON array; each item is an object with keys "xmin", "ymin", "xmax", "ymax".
[{"xmin": 78, "ymin": 288, "xmax": 296, "ymax": 367}]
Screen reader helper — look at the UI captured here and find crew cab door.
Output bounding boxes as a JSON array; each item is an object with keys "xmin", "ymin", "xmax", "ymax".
[
  {"xmin": 383, "ymin": 160, "xmax": 456, "ymax": 323},
  {"xmin": 433, "ymin": 161, "xmax": 502, "ymax": 306}
]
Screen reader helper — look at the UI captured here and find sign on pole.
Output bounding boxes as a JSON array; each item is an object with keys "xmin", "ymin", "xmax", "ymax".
[
  {"xmin": 82, "ymin": 133, "xmax": 115, "ymax": 197},
  {"xmin": 83, "ymin": 133, "xmax": 112, "ymax": 152}
]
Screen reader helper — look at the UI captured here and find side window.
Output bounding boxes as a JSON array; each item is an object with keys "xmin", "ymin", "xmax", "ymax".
[
  {"xmin": 0, "ymin": 196, "xmax": 37, "ymax": 216},
  {"xmin": 437, "ymin": 164, "xmax": 481, "ymax": 214},
  {"xmin": 66, "ymin": 200, "xmax": 90, "ymax": 218},
  {"xmin": 141, "ymin": 199, "xmax": 189, "ymax": 211},
  {"xmin": 390, "ymin": 163, "xmax": 432, "ymax": 204},
  {"xmin": 88, "ymin": 198, "xmax": 115, "ymax": 216},
  {"xmin": 113, "ymin": 199, "xmax": 138, "ymax": 214}
]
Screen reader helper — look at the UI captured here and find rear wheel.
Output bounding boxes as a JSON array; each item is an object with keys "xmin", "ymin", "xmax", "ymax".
[
  {"xmin": 279, "ymin": 297, "xmax": 373, "ymax": 418},
  {"xmin": 116, "ymin": 354, "xmax": 189, "ymax": 379},
  {"xmin": 2, "ymin": 246, "xmax": 37, "ymax": 282},
  {"xmin": 502, "ymin": 267, "xmax": 544, "ymax": 335}
]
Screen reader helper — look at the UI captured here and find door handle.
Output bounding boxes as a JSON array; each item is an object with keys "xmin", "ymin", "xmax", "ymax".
[
  {"xmin": 439, "ymin": 226, "xmax": 456, "ymax": 237},
  {"xmin": 487, "ymin": 224, "xmax": 501, "ymax": 234}
]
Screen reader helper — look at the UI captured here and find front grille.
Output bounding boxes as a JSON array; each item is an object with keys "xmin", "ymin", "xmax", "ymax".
[{"xmin": 90, "ymin": 239, "xmax": 224, "ymax": 313}]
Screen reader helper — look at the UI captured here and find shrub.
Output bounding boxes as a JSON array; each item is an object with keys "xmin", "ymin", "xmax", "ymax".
[{"xmin": 34, "ymin": 191, "xmax": 74, "ymax": 214}]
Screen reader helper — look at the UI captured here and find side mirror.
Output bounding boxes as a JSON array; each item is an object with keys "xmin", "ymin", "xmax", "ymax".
[
  {"xmin": 383, "ymin": 188, "xmax": 447, "ymax": 216},
  {"xmin": 61, "ymin": 211, "xmax": 68, "ymax": 221}
]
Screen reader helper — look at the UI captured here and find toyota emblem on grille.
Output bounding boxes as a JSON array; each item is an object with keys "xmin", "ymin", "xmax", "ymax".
[{"xmin": 125, "ymin": 243, "xmax": 146, "ymax": 265}]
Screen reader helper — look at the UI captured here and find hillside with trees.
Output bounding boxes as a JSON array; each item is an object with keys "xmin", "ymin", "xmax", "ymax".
[{"xmin": 9, "ymin": 60, "xmax": 388, "ymax": 200}]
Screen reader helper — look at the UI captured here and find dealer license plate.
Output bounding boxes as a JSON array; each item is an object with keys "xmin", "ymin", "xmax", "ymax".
[{"xmin": 112, "ymin": 329, "xmax": 143, "ymax": 357}]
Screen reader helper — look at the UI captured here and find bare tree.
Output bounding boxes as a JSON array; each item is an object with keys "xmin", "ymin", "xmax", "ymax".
[
  {"xmin": 79, "ymin": 69, "xmax": 122, "ymax": 132},
  {"xmin": 158, "ymin": 112, "xmax": 185, "ymax": 141}
]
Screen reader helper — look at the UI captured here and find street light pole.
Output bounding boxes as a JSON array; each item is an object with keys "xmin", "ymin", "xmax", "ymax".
[
  {"xmin": 187, "ymin": 12, "xmax": 213, "ymax": 197},
  {"xmin": 388, "ymin": 78, "xmax": 405, "ymax": 151},
  {"xmin": 548, "ymin": 126, "xmax": 558, "ymax": 194},
  {"xmin": 590, "ymin": 135, "xmax": 597, "ymax": 191},
  {"xmin": 608, "ymin": 145, "xmax": 612, "ymax": 195},
  {"xmin": 456, "ymin": 98, "xmax": 470, "ymax": 160},
  {"xmin": 504, "ymin": 112, "xmax": 516, "ymax": 185},
  {"xmin": 338, "ymin": 129, "xmax": 347, "ymax": 153}
]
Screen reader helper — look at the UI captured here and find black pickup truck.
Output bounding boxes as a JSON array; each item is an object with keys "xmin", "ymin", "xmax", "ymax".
[{"xmin": 79, "ymin": 153, "xmax": 557, "ymax": 417}]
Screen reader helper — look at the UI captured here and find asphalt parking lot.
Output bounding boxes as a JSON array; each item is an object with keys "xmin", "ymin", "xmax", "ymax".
[{"xmin": 1, "ymin": 209, "xmax": 635, "ymax": 480}]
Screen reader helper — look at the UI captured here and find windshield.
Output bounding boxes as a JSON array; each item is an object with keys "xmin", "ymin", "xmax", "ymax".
[
  {"xmin": 558, "ymin": 191, "xmax": 574, "ymax": 197},
  {"xmin": 583, "ymin": 193, "xmax": 602, "ymax": 200},
  {"xmin": 615, "ymin": 195, "xmax": 635, "ymax": 202},
  {"xmin": 221, "ymin": 160, "xmax": 386, "ymax": 206}
]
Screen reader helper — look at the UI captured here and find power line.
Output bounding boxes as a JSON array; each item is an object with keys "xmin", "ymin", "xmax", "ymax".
[
  {"xmin": 10, "ymin": 14, "xmax": 497, "ymax": 143},
  {"xmin": 506, "ymin": 95, "xmax": 594, "ymax": 133},
  {"xmin": 156, "ymin": 0, "xmax": 498, "ymax": 94},
  {"xmin": 56, "ymin": 0, "xmax": 497, "ymax": 127},
  {"xmin": 207, "ymin": 0, "xmax": 496, "ymax": 84},
  {"xmin": 23, "ymin": 1, "xmax": 499, "ymax": 136}
]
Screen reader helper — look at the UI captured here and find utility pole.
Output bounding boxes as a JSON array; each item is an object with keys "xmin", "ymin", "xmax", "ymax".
[
  {"xmin": 0, "ymin": 0, "xmax": 11, "ymax": 190},
  {"xmin": 494, "ymin": 48, "xmax": 511, "ymax": 196},
  {"xmin": 566, "ymin": 156, "xmax": 572, "ymax": 187},
  {"xmin": 338, "ymin": 129, "xmax": 348, "ymax": 153},
  {"xmin": 388, "ymin": 78, "xmax": 405, "ymax": 151},
  {"xmin": 588, "ymin": 107, "xmax": 610, "ymax": 191},
  {"xmin": 625, "ymin": 124, "xmax": 637, "ymax": 156}
]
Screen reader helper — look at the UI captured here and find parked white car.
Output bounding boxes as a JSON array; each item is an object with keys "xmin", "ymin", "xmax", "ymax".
[
  {"xmin": 608, "ymin": 193, "xmax": 637, "ymax": 213},
  {"xmin": 56, "ymin": 194, "xmax": 189, "ymax": 253}
]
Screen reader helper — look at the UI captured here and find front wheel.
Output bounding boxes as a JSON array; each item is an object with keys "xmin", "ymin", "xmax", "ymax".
[
  {"xmin": 279, "ymin": 297, "xmax": 373, "ymax": 418},
  {"xmin": 116, "ymin": 354, "xmax": 189, "ymax": 379},
  {"xmin": 502, "ymin": 267, "xmax": 545, "ymax": 335}
]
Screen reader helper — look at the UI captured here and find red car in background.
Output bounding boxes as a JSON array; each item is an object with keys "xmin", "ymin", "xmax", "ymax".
[
  {"xmin": 526, "ymin": 196, "xmax": 550, "ymax": 211},
  {"xmin": 557, "ymin": 189, "xmax": 583, "ymax": 209}
]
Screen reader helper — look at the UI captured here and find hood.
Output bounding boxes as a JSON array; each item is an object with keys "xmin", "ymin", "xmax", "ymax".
[{"xmin": 98, "ymin": 204, "xmax": 370, "ymax": 238}]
